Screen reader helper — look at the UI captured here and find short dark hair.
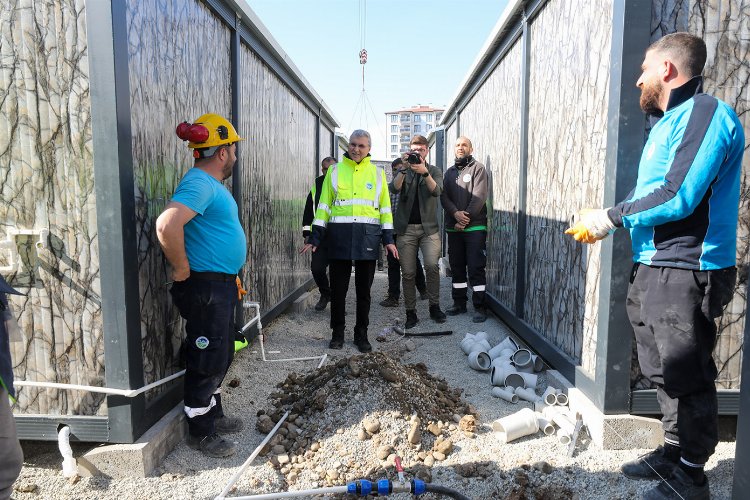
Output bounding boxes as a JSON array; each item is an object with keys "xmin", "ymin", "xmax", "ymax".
[
  {"xmin": 410, "ymin": 135, "xmax": 428, "ymax": 147},
  {"xmin": 391, "ymin": 158, "xmax": 403, "ymax": 168},
  {"xmin": 321, "ymin": 156, "xmax": 336, "ymax": 166},
  {"xmin": 648, "ymin": 32, "xmax": 707, "ymax": 77}
]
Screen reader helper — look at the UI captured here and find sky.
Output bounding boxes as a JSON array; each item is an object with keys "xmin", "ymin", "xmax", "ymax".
[{"xmin": 248, "ymin": 0, "xmax": 510, "ymax": 160}]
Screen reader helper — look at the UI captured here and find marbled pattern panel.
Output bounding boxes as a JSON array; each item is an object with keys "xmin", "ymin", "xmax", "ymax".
[
  {"xmin": 525, "ymin": 0, "xmax": 613, "ymax": 369},
  {"xmin": 458, "ymin": 42, "xmax": 522, "ymax": 311},
  {"xmin": 238, "ymin": 45, "xmax": 316, "ymax": 316},
  {"xmin": 644, "ymin": 0, "xmax": 750, "ymax": 390},
  {"xmin": 319, "ymin": 126, "xmax": 334, "ymax": 167},
  {"xmin": 0, "ymin": 0, "xmax": 104, "ymax": 415},
  {"xmin": 126, "ymin": 0, "xmax": 232, "ymax": 393}
]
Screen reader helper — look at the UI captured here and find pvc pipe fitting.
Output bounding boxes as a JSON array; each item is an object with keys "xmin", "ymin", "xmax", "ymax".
[
  {"xmin": 490, "ymin": 357, "xmax": 513, "ymax": 372},
  {"xmin": 58, "ymin": 426, "xmax": 78, "ymax": 478},
  {"xmin": 491, "ymin": 408, "xmax": 539, "ymax": 443},
  {"xmin": 504, "ymin": 372, "xmax": 525, "ymax": 389},
  {"xmin": 531, "ymin": 354, "xmax": 544, "ymax": 372},
  {"xmin": 491, "ymin": 365, "xmax": 524, "ymax": 388},
  {"xmin": 512, "ymin": 349, "xmax": 533, "ymax": 371},
  {"xmin": 473, "ymin": 331, "xmax": 489, "ymax": 342},
  {"xmin": 494, "ymin": 336, "xmax": 517, "ymax": 354},
  {"xmin": 514, "ymin": 386, "xmax": 540, "ymax": 404},
  {"xmin": 542, "ymin": 387, "xmax": 557, "ymax": 406},
  {"xmin": 491, "ymin": 386, "xmax": 519, "ymax": 403},
  {"xmin": 558, "ymin": 431, "xmax": 572, "ymax": 445},
  {"xmin": 467, "ymin": 351, "xmax": 491, "ymax": 371},
  {"xmin": 460, "ymin": 337, "xmax": 476, "ymax": 355},
  {"xmin": 470, "ymin": 339, "xmax": 491, "ymax": 353},
  {"xmin": 534, "ymin": 413, "xmax": 555, "ymax": 435},
  {"xmin": 552, "ymin": 412, "xmax": 576, "ymax": 435},
  {"xmin": 517, "ymin": 371, "xmax": 538, "ymax": 389},
  {"xmin": 555, "ymin": 390, "xmax": 569, "ymax": 406},
  {"xmin": 487, "ymin": 343, "xmax": 506, "ymax": 360}
]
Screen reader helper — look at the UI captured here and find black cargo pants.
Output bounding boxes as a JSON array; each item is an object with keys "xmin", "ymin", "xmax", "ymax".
[
  {"xmin": 626, "ymin": 263, "xmax": 736, "ymax": 464},
  {"xmin": 447, "ymin": 230, "xmax": 487, "ymax": 309}
]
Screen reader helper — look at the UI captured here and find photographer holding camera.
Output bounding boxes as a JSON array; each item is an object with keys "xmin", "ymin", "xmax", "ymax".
[{"xmin": 389, "ymin": 135, "xmax": 445, "ymax": 329}]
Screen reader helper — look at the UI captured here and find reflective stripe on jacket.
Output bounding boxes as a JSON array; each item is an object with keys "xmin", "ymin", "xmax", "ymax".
[{"xmin": 310, "ymin": 154, "xmax": 394, "ymax": 260}]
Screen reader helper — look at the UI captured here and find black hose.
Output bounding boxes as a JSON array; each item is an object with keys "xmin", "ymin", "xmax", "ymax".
[
  {"xmin": 404, "ymin": 330, "xmax": 453, "ymax": 337},
  {"xmin": 424, "ymin": 483, "xmax": 471, "ymax": 500}
]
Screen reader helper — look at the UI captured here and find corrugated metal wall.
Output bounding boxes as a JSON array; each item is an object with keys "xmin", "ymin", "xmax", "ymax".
[{"xmin": 0, "ymin": 0, "xmax": 104, "ymax": 416}]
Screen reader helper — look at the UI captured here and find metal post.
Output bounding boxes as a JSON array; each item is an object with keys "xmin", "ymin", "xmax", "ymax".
[
  {"xmin": 231, "ymin": 13, "xmax": 245, "ymax": 331},
  {"xmin": 515, "ymin": 12, "xmax": 530, "ymax": 319},
  {"xmin": 734, "ymin": 305, "xmax": 750, "ymax": 498}
]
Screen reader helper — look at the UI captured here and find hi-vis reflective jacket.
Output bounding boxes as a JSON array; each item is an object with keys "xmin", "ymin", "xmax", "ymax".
[{"xmin": 309, "ymin": 154, "xmax": 394, "ymax": 260}]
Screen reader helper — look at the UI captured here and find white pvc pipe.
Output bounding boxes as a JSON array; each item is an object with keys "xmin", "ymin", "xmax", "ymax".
[
  {"xmin": 511, "ymin": 349, "xmax": 533, "ymax": 371},
  {"xmin": 216, "ymin": 411, "xmax": 290, "ymax": 500},
  {"xmin": 469, "ymin": 339, "xmax": 491, "ymax": 353},
  {"xmin": 552, "ymin": 412, "xmax": 576, "ymax": 435},
  {"xmin": 460, "ymin": 336, "xmax": 476, "ymax": 355},
  {"xmin": 542, "ymin": 387, "xmax": 557, "ymax": 406},
  {"xmin": 491, "ymin": 408, "xmax": 539, "ymax": 443},
  {"xmin": 534, "ymin": 413, "xmax": 555, "ymax": 436},
  {"xmin": 531, "ymin": 354, "xmax": 544, "ymax": 372},
  {"xmin": 58, "ymin": 426, "xmax": 78, "ymax": 478},
  {"xmin": 491, "ymin": 365, "xmax": 524, "ymax": 388},
  {"xmin": 14, "ymin": 369, "xmax": 186, "ymax": 397},
  {"xmin": 558, "ymin": 431, "xmax": 572, "ymax": 445},
  {"xmin": 517, "ymin": 371, "xmax": 538, "ymax": 389},
  {"xmin": 467, "ymin": 351, "xmax": 491, "ymax": 371},
  {"xmin": 472, "ymin": 331, "xmax": 489, "ymax": 342},
  {"xmin": 227, "ymin": 486, "xmax": 350, "ymax": 500},
  {"xmin": 491, "ymin": 386, "xmax": 519, "ymax": 403},
  {"xmin": 514, "ymin": 386, "xmax": 540, "ymax": 404},
  {"xmin": 555, "ymin": 390, "xmax": 569, "ymax": 406},
  {"xmin": 490, "ymin": 357, "xmax": 513, "ymax": 371}
]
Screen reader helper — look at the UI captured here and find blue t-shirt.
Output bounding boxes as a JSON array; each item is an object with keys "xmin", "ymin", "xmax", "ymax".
[{"xmin": 171, "ymin": 168, "xmax": 247, "ymax": 274}]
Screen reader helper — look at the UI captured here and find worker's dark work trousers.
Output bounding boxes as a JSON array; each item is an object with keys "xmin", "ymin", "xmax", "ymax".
[
  {"xmin": 626, "ymin": 263, "xmax": 736, "ymax": 465},
  {"xmin": 329, "ymin": 259, "xmax": 376, "ymax": 341},
  {"xmin": 0, "ymin": 387, "xmax": 23, "ymax": 500},
  {"xmin": 447, "ymin": 231, "xmax": 487, "ymax": 309},
  {"xmin": 171, "ymin": 275, "xmax": 237, "ymax": 437},
  {"xmin": 387, "ymin": 234, "xmax": 425, "ymax": 299},
  {"xmin": 311, "ymin": 239, "xmax": 331, "ymax": 299}
]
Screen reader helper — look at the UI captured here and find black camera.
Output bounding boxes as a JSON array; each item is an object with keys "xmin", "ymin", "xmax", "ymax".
[{"xmin": 405, "ymin": 151, "xmax": 422, "ymax": 164}]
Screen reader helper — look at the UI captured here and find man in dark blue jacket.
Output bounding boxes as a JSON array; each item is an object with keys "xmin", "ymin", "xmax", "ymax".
[{"xmin": 567, "ymin": 33, "xmax": 745, "ymax": 500}]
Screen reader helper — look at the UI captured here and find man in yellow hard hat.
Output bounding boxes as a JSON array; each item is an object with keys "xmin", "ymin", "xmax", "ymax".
[{"xmin": 156, "ymin": 113, "xmax": 246, "ymax": 459}]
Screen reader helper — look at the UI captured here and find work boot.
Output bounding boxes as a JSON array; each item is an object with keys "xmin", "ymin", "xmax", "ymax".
[
  {"xmin": 642, "ymin": 466, "xmax": 709, "ymax": 500},
  {"xmin": 379, "ymin": 296, "xmax": 399, "ymax": 307},
  {"xmin": 314, "ymin": 295, "xmax": 330, "ymax": 311},
  {"xmin": 405, "ymin": 310, "xmax": 419, "ymax": 329},
  {"xmin": 215, "ymin": 415, "xmax": 244, "ymax": 434},
  {"xmin": 472, "ymin": 308, "xmax": 488, "ymax": 323},
  {"xmin": 418, "ymin": 288, "xmax": 428, "ymax": 300},
  {"xmin": 429, "ymin": 305, "xmax": 446, "ymax": 323},
  {"xmin": 621, "ymin": 446, "xmax": 679, "ymax": 480},
  {"xmin": 446, "ymin": 302, "xmax": 467, "ymax": 316},
  {"xmin": 329, "ymin": 330, "xmax": 344, "ymax": 350},
  {"xmin": 354, "ymin": 329, "xmax": 372, "ymax": 353},
  {"xmin": 186, "ymin": 433, "xmax": 236, "ymax": 458}
]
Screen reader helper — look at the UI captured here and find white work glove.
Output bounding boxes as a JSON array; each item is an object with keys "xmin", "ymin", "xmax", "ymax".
[{"xmin": 565, "ymin": 208, "xmax": 616, "ymax": 244}]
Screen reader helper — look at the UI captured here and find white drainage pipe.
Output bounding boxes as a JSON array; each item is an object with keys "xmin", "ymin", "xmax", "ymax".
[
  {"xmin": 511, "ymin": 349, "xmax": 533, "ymax": 372},
  {"xmin": 491, "ymin": 387, "xmax": 519, "ymax": 403},
  {"xmin": 542, "ymin": 387, "xmax": 557, "ymax": 406},
  {"xmin": 58, "ymin": 426, "xmax": 78, "ymax": 478},
  {"xmin": 472, "ymin": 331, "xmax": 489, "ymax": 342},
  {"xmin": 555, "ymin": 390, "xmax": 569, "ymax": 406},
  {"xmin": 491, "ymin": 408, "xmax": 539, "ymax": 443},
  {"xmin": 467, "ymin": 351, "xmax": 491, "ymax": 371},
  {"xmin": 531, "ymin": 354, "xmax": 544, "ymax": 372},
  {"xmin": 514, "ymin": 386, "xmax": 541, "ymax": 404},
  {"xmin": 488, "ymin": 337, "xmax": 517, "ymax": 358},
  {"xmin": 534, "ymin": 413, "xmax": 555, "ymax": 435},
  {"xmin": 490, "ymin": 357, "xmax": 513, "ymax": 372},
  {"xmin": 517, "ymin": 372, "xmax": 538, "ymax": 389},
  {"xmin": 491, "ymin": 365, "xmax": 524, "ymax": 389}
]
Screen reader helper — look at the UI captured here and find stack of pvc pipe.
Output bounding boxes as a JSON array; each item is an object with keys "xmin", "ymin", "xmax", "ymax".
[
  {"xmin": 460, "ymin": 332, "xmax": 492, "ymax": 372},
  {"xmin": 487, "ymin": 336, "xmax": 545, "ymax": 402},
  {"xmin": 542, "ymin": 405, "xmax": 577, "ymax": 444}
]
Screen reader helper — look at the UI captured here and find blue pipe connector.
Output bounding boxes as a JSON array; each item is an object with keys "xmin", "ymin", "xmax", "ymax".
[{"xmin": 345, "ymin": 478, "xmax": 427, "ymax": 497}]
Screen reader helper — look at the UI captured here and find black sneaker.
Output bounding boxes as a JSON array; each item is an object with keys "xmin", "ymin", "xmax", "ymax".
[
  {"xmin": 215, "ymin": 415, "xmax": 244, "ymax": 434},
  {"xmin": 429, "ymin": 305, "xmax": 446, "ymax": 323},
  {"xmin": 379, "ymin": 296, "xmax": 399, "ymax": 307},
  {"xmin": 314, "ymin": 296, "xmax": 330, "ymax": 311},
  {"xmin": 446, "ymin": 303, "xmax": 467, "ymax": 316},
  {"xmin": 186, "ymin": 433, "xmax": 236, "ymax": 458},
  {"xmin": 405, "ymin": 310, "xmax": 419, "ymax": 329},
  {"xmin": 621, "ymin": 446, "xmax": 678, "ymax": 480},
  {"xmin": 354, "ymin": 338, "xmax": 373, "ymax": 353},
  {"xmin": 328, "ymin": 339, "xmax": 343, "ymax": 349},
  {"xmin": 472, "ymin": 309, "xmax": 487, "ymax": 323},
  {"xmin": 642, "ymin": 466, "xmax": 709, "ymax": 500}
]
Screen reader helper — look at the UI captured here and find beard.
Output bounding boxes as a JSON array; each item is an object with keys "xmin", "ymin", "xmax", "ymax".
[
  {"xmin": 639, "ymin": 78, "xmax": 664, "ymax": 115},
  {"xmin": 221, "ymin": 161, "xmax": 234, "ymax": 180}
]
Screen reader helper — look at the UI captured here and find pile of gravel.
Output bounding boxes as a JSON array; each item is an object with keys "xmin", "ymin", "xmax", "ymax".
[{"xmin": 12, "ymin": 271, "xmax": 737, "ymax": 499}]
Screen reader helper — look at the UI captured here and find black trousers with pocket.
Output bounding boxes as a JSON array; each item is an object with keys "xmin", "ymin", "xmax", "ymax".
[
  {"xmin": 626, "ymin": 263, "xmax": 736, "ymax": 464},
  {"xmin": 329, "ymin": 259, "xmax": 376, "ymax": 341},
  {"xmin": 447, "ymin": 230, "xmax": 487, "ymax": 309}
]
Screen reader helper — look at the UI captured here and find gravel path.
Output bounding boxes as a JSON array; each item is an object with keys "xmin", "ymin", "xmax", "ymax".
[{"xmin": 14, "ymin": 270, "xmax": 736, "ymax": 499}]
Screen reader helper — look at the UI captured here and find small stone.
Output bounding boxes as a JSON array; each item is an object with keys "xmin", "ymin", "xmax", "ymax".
[
  {"xmin": 277, "ymin": 454, "xmax": 290, "ymax": 465},
  {"xmin": 424, "ymin": 456, "xmax": 435, "ymax": 467},
  {"xmin": 311, "ymin": 442, "xmax": 320, "ymax": 452},
  {"xmin": 376, "ymin": 445, "xmax": 393, "ymax": 460},
  {"xmin": 435, "ymin": 438, "xmax": 453, "ymax": 456},
  {"xmin": 327, "ymin": 470, "xmax": 340, "ymax": 480},
  {"xmin": 336, "ymin": 428, "xmax": 344, "ymax": 435},
  {"xmin": 363, "ymin": 418, "xmax": 381, "ymax": 434},
  {"xmin": 427, "ymin": 422, "xmax": 441, "ymax": 436},
  {"xmin": 452, "ymin": 414, "xmax": 462, "ymax": 423},
  {"xmin": 357, "ymin": 428, "xmax": 368, "ymax": 441},
  {"xmin": 272, "ymin": 445, "xmax": 286, "ymax": 454},
  {"xmin": 256, "ymin": 415, "xmax": 275, "ymax": 434},
  {"xmin": 404, "ymin": 340, "xmax": 416, "ymax": 351},
  {"xmin": 68, "ymin": 475, "xmax": 80, "ymax": 485},
  {"xmin": 408, "ymin": 420, "xmax": 422, "ymax": 444},
  {"xmin": 15, "ymin": 483, "xmax": 38, "ymax": 493},
  {"xmin": 463, "ymin": 431, "xmax": 475, "ymax": 439},
  {"xmin": 532, "ymin": 461, "xmax": 554, "ymax": 474},
  {"xmin": 459, "ymin": 415, "xmax": 476, "ymax": 433},
  {"xmin": 433, "ymin": 451, "xmax": 446, "ymax": 461},
  {"xmin": 228, "ymin": 378, "xmax": 241, "ymax": 388},
  {"xmin": 514, "ymin": 471, "xmax": 529, "ymax": 487},
  {"xmin": 379, "ymin": 366, "xmax": 399, "ymax": 383},
  {"xmin": 288, "ymin": 472, "xmax": 298, "ymax": 482}
]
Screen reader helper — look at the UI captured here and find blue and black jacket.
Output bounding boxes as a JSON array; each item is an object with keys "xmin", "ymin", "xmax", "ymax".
[{"xmin": 607, "ymin": 77, "xmax": 745, "ymax": 270}]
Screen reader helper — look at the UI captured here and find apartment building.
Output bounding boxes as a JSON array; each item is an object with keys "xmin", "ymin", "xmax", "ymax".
[{"xmin": 385, "ymin": 105, "xmax": 444, "ymax": 160}]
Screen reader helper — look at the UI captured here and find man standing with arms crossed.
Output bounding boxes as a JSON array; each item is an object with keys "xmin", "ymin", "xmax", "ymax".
[
  {"xmin": 301, "ymin": 130, "xmax": 398, "ymax": 352},
  {"xmin": 302, "ymin": 156, "xmax": 337, "ymax": 311},
  {"xmin": 566, "ymin": 33, "xmax": 745, "ymax": 500},
  {"xmin": 390, "ymin": 135, "xmax": 446, "ymax": 329},
  {"xmin": 441, "ymin": 136, "xmax": 489, "ymax": 323},
  {"xmin": 157, "ymin": 113, "xmax": 246, "ymax": 458}
]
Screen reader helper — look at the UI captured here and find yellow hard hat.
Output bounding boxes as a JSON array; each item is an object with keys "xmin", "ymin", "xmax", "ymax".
[{"xmin": 176, "ymin": 113, "xmax": 244, "ymax": 153}]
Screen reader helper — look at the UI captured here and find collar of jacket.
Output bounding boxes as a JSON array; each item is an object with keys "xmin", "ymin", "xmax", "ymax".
[
  {"xmin": 342, "ymin": 152, "xmax": 372, "ymax": 166},
  {"xmin": 646, "ymin": 75, "xmax": 703, "ymax": 124},
  {"xmin": 453, "ymin": 155, "xmax": 475, "ymax": 170}
]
